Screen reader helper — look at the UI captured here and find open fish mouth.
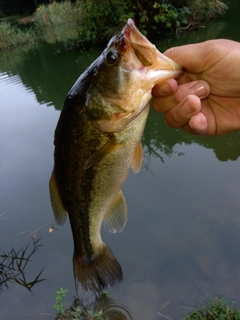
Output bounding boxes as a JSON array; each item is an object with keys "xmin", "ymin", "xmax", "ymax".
[
  {"xmin": 90, "ymin": 19, "xmax": 184, "ymax": 133},
  {"xmin": 123, "ymin": 18, "xmax": 157, "ymax": 66},
  {"xmin": 123, "ymin": 18, "xmax": 183, "ymax": 74}
]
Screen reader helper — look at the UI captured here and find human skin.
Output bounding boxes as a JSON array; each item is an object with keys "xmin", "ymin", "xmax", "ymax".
[{"xmin": 152, "ymin": 39, "xmax": 240, "ymax": 135}]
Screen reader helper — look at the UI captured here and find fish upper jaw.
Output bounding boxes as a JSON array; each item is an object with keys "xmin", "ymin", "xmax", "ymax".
[
  {"xmin": 123, "ymin": 18, "xmax": 184, "ymax": 88},
  {"xmin": 124, "ymin": 18, "xmax": 154, "ymax": 51}
]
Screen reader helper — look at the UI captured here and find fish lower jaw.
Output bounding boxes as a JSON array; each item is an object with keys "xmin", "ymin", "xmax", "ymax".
[{"xmin": 146, "ymin": 69, "xmax": 183, "ymax": 86}]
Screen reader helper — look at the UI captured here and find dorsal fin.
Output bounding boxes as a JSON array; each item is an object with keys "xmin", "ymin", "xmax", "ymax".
[
  {"xmin": 131, "ymin": 142, "xmax": 143, "ymax": 173},
  {"xmin": 103, "ymin": 190, "xmax": 128, "ymax": 233},
  {"xmin": 49, "ymin": 170, "xmax": 67, "ymax": 225}
]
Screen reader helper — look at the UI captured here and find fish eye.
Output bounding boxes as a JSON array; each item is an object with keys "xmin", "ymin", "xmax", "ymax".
[{"xmin": 106, "ymin": 50, "xmax": 119, "ymax": 65}]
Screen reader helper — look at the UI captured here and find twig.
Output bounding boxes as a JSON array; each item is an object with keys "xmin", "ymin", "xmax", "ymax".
[
  {"xmin": 157, "ymin": 311, "xmax": 173, "ymax": 320},
  {"xmin": 28, "ymin": 221, "xmax": 52, "ymax": 238}
]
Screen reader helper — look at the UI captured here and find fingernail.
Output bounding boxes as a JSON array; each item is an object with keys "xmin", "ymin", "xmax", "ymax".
[{"xmin": 190, "ymin": 82, "xmax": 209, "ymax": 98}]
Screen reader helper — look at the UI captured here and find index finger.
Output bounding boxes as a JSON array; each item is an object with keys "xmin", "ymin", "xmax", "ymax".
[
  {"xmin": 152, "ymin": 80, "xmax": 210, "ymax": 114},
  {"xmin": 152, "ymin": 78, "xmax": 178, "ymax": 97}
]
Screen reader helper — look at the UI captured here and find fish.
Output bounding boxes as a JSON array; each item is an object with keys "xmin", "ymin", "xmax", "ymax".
[{"xmin": 49, "ymin": 18, "xmax": 183, "ymax": 301}]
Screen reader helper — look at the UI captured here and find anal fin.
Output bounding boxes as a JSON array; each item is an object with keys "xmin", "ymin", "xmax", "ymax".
[{"xmin": 103, "ymin": 190, "xmax": 128, "ymax": 233}]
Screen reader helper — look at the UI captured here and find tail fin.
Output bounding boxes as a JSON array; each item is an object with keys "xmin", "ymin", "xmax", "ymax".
[{"xmin": 73, "ymin": 245, "xmax": 123, "ymax": 304}]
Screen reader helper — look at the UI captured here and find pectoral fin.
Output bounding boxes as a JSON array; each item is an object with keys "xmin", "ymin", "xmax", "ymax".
[
  {"xmin": 49, "ymin": 170, "xmax": 67, "ymax": 225},
  {"xmin": 131, "ymin": 142, "xmax": 143, "ymax": 173},
  {"xmin": 84, "ymin": 139, "xmax": 120, "ymax": 170},
  {"xmin": 103, "ymin": 190, "xmax": 128, "ymax": 233}
]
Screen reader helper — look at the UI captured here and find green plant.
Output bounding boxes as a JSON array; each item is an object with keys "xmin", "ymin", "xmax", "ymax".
[
  {"xmin": 34, "ymin": 0, "xmax": 81, "ymax": 45},
  {"xmin": 184, "ymin": 297, "xmax": 240, "ymax": 320},
  {"xmin": 53, "ymin": 289, "xmax": 109, "ymax": 319},
  {"xmin": 187, "ymin": 0, "xmax": 228, "ymax": 21},
  {"xmin": 77, "ymin": 0, "xmax": 134, "ymax": 46},
  {"xmin": 53, "ymin": 287, "xmax": 69, "ymax": 314},
  {"xmin": 32, "ymin": 0, "xmax": 227, "ymax": 49},
  {"xmin": 0, "ymin": 21, "xmax": 37, "ymax": 50},
  {"xmin": 138, "ymin": 1, "xmax": 191, "ymax": 36},
  {"xmin": 76, "ymin": 0, "xmax": 191, "ymax": 46},
  {"xmin": 35, "ymin": 1, "xmax": 81, "ymax": 27}
]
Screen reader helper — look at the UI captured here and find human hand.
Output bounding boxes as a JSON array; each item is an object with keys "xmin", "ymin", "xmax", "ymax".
[{"xmin": 152, "ymin": 39, "xmax": 240, "ymax": 135}]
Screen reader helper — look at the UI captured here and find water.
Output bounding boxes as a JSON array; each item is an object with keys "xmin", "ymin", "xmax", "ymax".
[{"xmin": 1, "ymin": 2, "xmax": 240, "ymax": 319}]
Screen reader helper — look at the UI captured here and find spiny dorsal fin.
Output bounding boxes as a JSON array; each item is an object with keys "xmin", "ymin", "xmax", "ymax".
[
  {"xmin": 103, "ymin": 190, "xmax": 128, "ymax": 233},
  {"xmin": 49, "ymin": 170, "xmax": 67, "ymax": 225},
  {"xmin": 131, "ymin": 142, "xmax": 143, "ymax": 173},
  {"xmin": 83, "ymin": 139, "xmax": 120, "ymax": 170}
]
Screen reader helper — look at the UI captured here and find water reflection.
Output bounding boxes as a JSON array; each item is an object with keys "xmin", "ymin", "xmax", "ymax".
[
  {"xmin": 143, "ymin": 107, "xmax": 240, "ymax": 163},
  {"xmin": 175, "ymin": 20, "xmax": 227, "ymax": 43},
  {"xmin": 155, "ymin": 20, "xmax": 227, "ymax": 52},
  {"xmin": 57, "ymin": 294, "xmax": 134, "ymax": 320},
  {"xmin": 37, "ymin": 23, "xmax": 79, "ymax": 44},
  {"xmin": 0, "ymin": 43, "xmax": 101, "ymax": 109},
  {"xmin": 1, "ymin": 8, "xmax": 240, "ymax": 319},
  {"xmin": 0, "ymin": 19, "xmax": 228, "ymax": 109},
  {"xmin": 94, "ymin": 296, "xmax": 135, "ymax": 320},
  {"xmin": 1, "ymin": 18, "xmax": 238, "ymax": 168}
]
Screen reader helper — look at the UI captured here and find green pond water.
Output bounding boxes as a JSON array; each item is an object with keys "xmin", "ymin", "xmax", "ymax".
[{"xmin": 1, "ymin": 1, "xmax": 240, "ymax": 319}]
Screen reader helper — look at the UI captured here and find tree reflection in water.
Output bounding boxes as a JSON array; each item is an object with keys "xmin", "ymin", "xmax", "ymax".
[{"xmin": 143, "ymin": 107, "xmax": 240, "ymax": 163}]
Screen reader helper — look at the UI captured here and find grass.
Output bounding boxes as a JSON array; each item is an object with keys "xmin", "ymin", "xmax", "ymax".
[
  {"xmin": 0, "ymin": 21, "xmax": 37, "ymax": 50},
  {"xmin": 184, "ymin": 297, "xmax": 240, "ymax": 320},
  {"xmin": 34, "ymin": 1, "xmax": 81, "ymax": 45},
  {"xmin": 0, "ymin": 237, "xmax": 45, "ymax": 293},
  {"xmin": 0, "ymin": 1, "xmax": 80, "ymax": 50},
  {"xmin": 34, "ymin": 1, "xmax": 81, "ymax": 27},
  {"xmin": 187, "ymin": 0, "xmax": 228, "ymax": 21}
]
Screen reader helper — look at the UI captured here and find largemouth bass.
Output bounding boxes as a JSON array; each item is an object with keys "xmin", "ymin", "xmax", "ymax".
[{"xmin": 49, "ymin": 19, "xmax": 183, "ymax": 300}]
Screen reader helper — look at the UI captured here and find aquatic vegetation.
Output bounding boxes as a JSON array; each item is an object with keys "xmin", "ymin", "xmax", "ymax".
[
  {"xmin": 53, "ymin": 287, "xmax": 69, "ymax": 314},
  {"xmin": 0, "ymin": 21, "xmax": 37, "ymax": 50},
  {"xmin": 53, "ymin": 290, "xmax": 108, "ymax": 320},
  {"xmin": 184, "ymin": 297, "xmax": 240, "ymax": 320},
  {"xmin": 0, "ymin": 237, "xmax": 45, "ymax": 293}
]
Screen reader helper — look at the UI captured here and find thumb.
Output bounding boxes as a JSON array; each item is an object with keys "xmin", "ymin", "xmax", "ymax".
[{"xmin": 163, "ymin": 42, "xmax": 209, "ymax": 73}]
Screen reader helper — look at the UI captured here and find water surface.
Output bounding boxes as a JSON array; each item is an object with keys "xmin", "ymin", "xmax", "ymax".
[{"xmin": 1, "ymin": 2, "xmax": 240, "ymax": 319}]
